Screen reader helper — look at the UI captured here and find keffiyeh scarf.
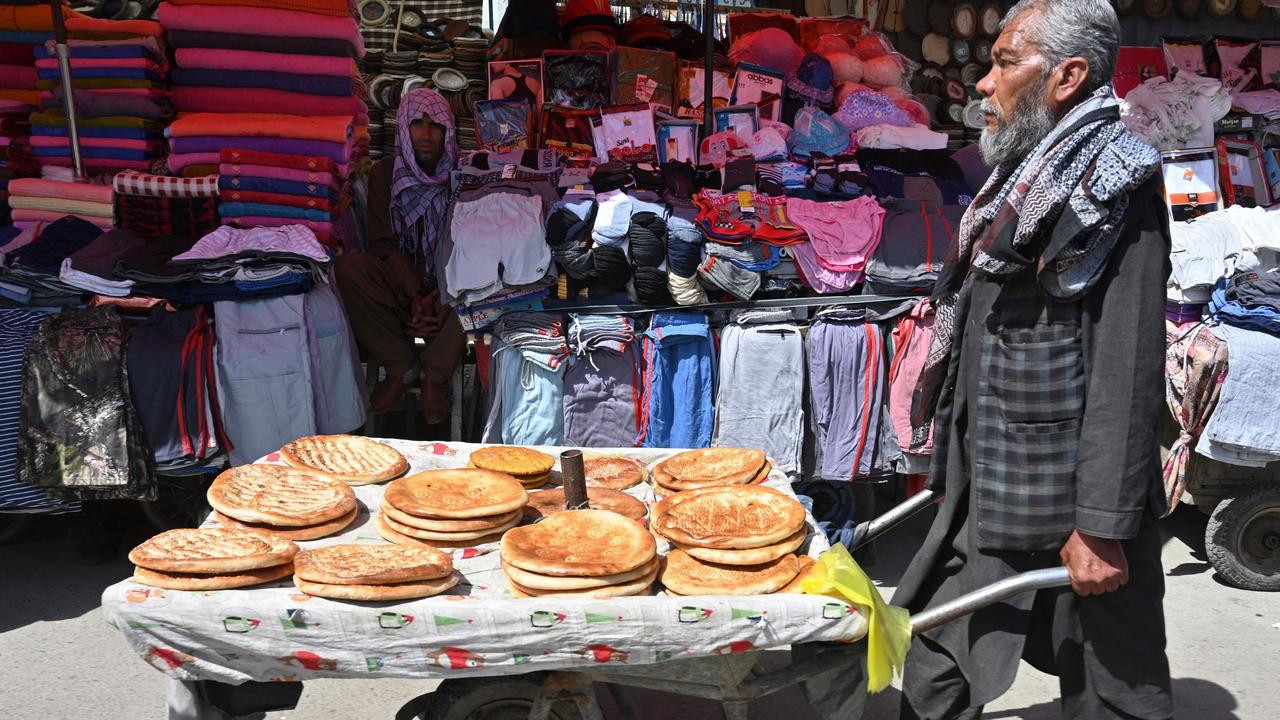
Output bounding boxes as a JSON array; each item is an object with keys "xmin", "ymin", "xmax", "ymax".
[
  {"xmin": 391, "ymin": 88, "xmax": 458, "ymax": 272},
  {"xmin": 909, "ymin": 85, "xmax": 1161, "ymax": 450}
]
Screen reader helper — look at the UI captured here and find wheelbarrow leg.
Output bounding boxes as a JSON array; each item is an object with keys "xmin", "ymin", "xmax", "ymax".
[
  {"xmin": 722, "ymin": 699, "xmax": 749, "ymax": 720},
  {"xmin": 530, "ymin": 672, "xmax": 606, "ymax": 720}
]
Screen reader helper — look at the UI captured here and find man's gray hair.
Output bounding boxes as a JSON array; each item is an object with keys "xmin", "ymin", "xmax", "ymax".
[{"xmin": 1002, "ymin": 0, "xmax": 1121, "ymax": 95}]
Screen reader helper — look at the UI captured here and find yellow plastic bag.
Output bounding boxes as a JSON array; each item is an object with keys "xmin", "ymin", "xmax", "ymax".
[{"xmin": 800, "ymin": 543, "xmax": 912, "ymax": 692}]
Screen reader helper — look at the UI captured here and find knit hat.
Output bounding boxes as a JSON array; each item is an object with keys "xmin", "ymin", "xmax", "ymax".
[
  {"xmin": 827, "ymin": 53, "xmax": 864, "ymax": 85},
  {"xmin": 560, "ymin": 0, "xmax": 616, "ymax": 40},
  {"xmin": 862, "ymin": 55, "xmax": 905, "ymax": 89},
  {"xmin": 589, "ymin": 161, "xmax": 633, "ymax": 193},
  {"xmin": 787, "ymin": 106, "xmax": 850, "ymax": 158},
  {"xmin": 786, "ymin": 54, "xmax": 834, "ymax": 105},
  {"xmin": 729, "ymin": 28, "xmax": 804, "ymax": 74},
  {"xmin": 620, "ymin": 13, "xmax": 670, "ymax": 49}
]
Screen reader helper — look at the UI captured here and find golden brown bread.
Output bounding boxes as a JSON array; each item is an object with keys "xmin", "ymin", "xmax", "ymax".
[
  {"xmin": 652, "ymin": 448, "xmax": 766, "ymax": 490},
  {"xmin": 672, "ymin": 527, "xmax": 807, "ymax": 565},
  {"xmin": 128, "ymin": 528, "xmax": 298, "ymax": 573},
  {"xmin": 500, "ymin": 556, "xmax": 660, "ymax": 591},
  {"xmin": 293, "ymin": 543, "xmax": 453, "ymax": 585},
  {"xmin": 207, "ymin": 464, "xmax": 356, "ymax": 526},
  {"xmin": 652, "ymin": 485, "xmax": 805, "ymax": 549},
  {"xmin": 380, "ymin": 511, "xmax": 520, "ymax": 541},
  {"xmin": 376, "ymin": 512, "xmax": 506, "ymax": 549},
  {"xmin": 523, "ymin": 486, "xmax": 648, "ymax": 522},
  {"xmin": 384, "ymin": 469, "xmax": 528, "ymax": 518},
  {"xmin": 501, "ymin": 509, "xmax": 656, "ymax": 576},
  {"xmin": 584, "ymin": 456, "xmax": 647, "ymax": 490},
  {"xmin": 132, "ymin": 562, "xmax": 294, "ymax": 590},
  {"xmin": 777, "ymin": 555, "xmax": 818, "ymax": 594},
  {"xmin": 212, "ymin": 507, "xmax": 357, "ymax": 541},
  {"xmin": 659, "ymin": 550, "xmax": 800, "ymax": 596},
  {"xmin": 294, "ymin": 572, "xmax": 461, "ymax": 600},
  {"xmin": 507, "ymin": 564, "xmax": 657, "ymax": 598},
  {"xmin": 279, "ymin": 435, "xmax": 408, "ymax": 486},
  {"xmin": 380, "ymin": 498, "xmax": 520, "ymax": 532},
  {"xmin": 468, "ymin": 446, "xmax": 555, "ymax": 475}
]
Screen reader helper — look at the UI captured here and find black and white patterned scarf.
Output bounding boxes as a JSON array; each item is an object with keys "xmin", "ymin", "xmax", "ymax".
[{"xmin": 909, "ymin": 85, "xmax": 1160, "ymax": 450}]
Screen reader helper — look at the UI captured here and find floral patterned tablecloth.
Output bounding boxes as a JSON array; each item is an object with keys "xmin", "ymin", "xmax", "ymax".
[{"xmin": 101, "ymin": 440, "xmax": 868, "ymax": 684}]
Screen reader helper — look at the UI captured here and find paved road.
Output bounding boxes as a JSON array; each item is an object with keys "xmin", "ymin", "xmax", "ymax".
[{"xmin": 0, "ymin": 505, "xmax": 1272, "ymax": 719}]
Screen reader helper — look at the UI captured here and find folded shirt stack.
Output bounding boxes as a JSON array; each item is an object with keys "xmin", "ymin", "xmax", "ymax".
[
  {"xmin": 0, "ymin": 3, "xmax": 56, "ymax": 109},
  {"xmin": 8, "ymin": 176, "xmax": 115, "ymax": 231},
  {"xmin": 158, "ymin": 2, "xmax": 369, "ymax": 128},
  {"xmin": 32, "ymin": 19, "xmax": 170, "ymax": 173}
]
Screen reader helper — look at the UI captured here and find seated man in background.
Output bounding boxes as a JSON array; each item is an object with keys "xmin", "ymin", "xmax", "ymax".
[{"xmin": 336, "ymin": 89, "xmax": 465, "ymax": 424}]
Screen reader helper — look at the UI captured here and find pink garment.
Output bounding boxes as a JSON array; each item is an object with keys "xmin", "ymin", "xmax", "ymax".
[
  {"xmin": 889, "ymin": 298, "xmax": 935, "ymax": 455},
  {"xmin": 156, "ymin": 4, "xmax": 364, "ymax": 52},
  {"xmin": 30, "ymin": 135, "xmax": 161, "ymax": 150},
  {"xmin": 9, "ymin": 177, "xmax": 115, "ymax": 203},
  {"xmin": 11, "ymin": 208, "xmax": 113, "ymax": 227},
  {"xmin": 219, "ymin": 162, "xmax": 338, "ymax": 187},
  {"xmin": 789, "ymin": 240, "xmax": 861, "ymax": 293},
  {"xmin": 786, "ymin": 196, "xmax": 885, "ymax": 272},
  {"xmin": 166, "ymin": 152, "xmax": 221, "ymax": 172},
  {"xmin": 170, "ymin": 86, "xmax": 368, "ymax": 124},
  {"xmin": 39, "ymin": 157, "xmax": 153, "ymax": 170},
  {"xmin": 57, "ymin": 36, "xmax": 165, "ymax": 54},
  {"xmin": 41, "ymin": 87, "xmax": 166, "ymax": 102},
  {"xmin": 174, "ymin": 48, "xmax": 354, "ymax": 77},
  {"xmin": 34, "ymin": 58, "xmax": 163, "ymax": 71},
  {"xmin": 175, "ymin": 224, "xmax": 328, "ymax": 262},
  {"xmin": 225, "ymin": 216, "xmax": 334, "ymax": 235}
]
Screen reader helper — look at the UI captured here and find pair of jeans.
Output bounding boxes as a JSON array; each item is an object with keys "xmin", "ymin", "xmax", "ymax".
[{"xmin": 640, "ymin": 311, "xmax": 716, "ymax": 449}]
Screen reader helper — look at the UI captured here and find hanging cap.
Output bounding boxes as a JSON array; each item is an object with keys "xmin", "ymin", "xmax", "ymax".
[{"xmin": 560, "ymin": 0, "xmax": 617, "ymax": 40}]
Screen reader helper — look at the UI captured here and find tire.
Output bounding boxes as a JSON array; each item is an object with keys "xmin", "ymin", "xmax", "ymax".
[
  {"xmin": 1205, "ymin": 482, "xmax": 1280, "ymax": 592},
  {"xmin": 413, "ymin": 675, "xmax": 584, "ymax": 720}
]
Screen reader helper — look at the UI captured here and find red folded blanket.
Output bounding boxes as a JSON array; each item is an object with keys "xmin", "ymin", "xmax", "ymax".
[
  {"xmin": 165, "ymin": 0, "xmax": 354, "ymax": 18},
  {"xmin": 156, "ymin": 4, "xmax": 362, "ymax": 50},
  {"xmin": 169, "ymin": 112, "xmax": 352, "ymax": 144},
  {"xmin": 171, "ymin": 86, "xmax": 367, "ymax": 123},
  {"xmin": 218, "ymin": 188, "xmax": 334, "ymax": 212},
  {"xmin": 174, "ymin": 48, "xmax": 354, "ymax": 77}
]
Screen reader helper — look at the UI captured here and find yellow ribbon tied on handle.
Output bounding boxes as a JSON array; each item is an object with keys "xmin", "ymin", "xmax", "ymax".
[{"xmin": 800, "ymin": 543, "xmax": 912, "ymax": 692}]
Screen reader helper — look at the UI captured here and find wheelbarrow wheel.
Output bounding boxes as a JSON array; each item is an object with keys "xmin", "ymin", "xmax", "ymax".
[
  {"xmin": 1205, "ymin": 481, "xmax": 1280, "ymax": 592},
  {"xmin": 410, "ymin": 675, "xmax": 584, "ymax": 720}
]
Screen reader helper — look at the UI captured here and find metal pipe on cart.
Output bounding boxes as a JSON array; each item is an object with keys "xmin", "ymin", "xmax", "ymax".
[
  {"xmin": 560, "ymin": 449, "xmax": 589, "ymax": 509},
  {"xmin": 703, "ymin": 0, "xmax": 714, "ymax": 137},
  {"xmin": 48, "ymin": 0, "xmax": 85, "ymax": 180}
]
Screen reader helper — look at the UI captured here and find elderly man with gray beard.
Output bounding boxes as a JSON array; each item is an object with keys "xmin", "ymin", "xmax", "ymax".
[{"xmin": 890, "ymin": 1, "xmax": 1175, "ymax": 718}]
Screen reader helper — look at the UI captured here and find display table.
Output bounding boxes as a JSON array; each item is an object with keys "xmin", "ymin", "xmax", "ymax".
[{"xmin": 101, "ymin": 440, "xmax": 867, "ymax": 714}]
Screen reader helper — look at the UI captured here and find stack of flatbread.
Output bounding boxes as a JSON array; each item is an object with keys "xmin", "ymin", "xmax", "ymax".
[
  {"xmin": 651, "ymin": 448, "xmax": 771, "ymax": 498},
  {"xmin": 293, "ymin": 544, "xmax": 460, "ymax": 601},
  {"xmin": 467, "ymin": 446, "xmax": 555, "ymax": 489},
  {"xmin": 279, "ymin": 435, "xmax": 408, "ymax": 486},
  {"xmin": 653, "ymin": 485, "xmax": 807, "ymax": 595},
  {"xmin": 501, "ymin": 509, "xmax": 658, "ymax": 598},
  {"xmin": 524, "ymin": 486, "xmax": 648, "ymax": 522},
  {"xmin": 584, "ymin": 456, "xmax": 648, "ymax": 490},
  {"xmin": 129, "ymin": 528, "xmax": 298, "ymax": 590},
  {"xmin": 207, "ymin": 464, "xmax": 358, "ymax": 540},
  {"xmin": 378, "ymin": 469, "xmax": 527, "ymax": 548}
]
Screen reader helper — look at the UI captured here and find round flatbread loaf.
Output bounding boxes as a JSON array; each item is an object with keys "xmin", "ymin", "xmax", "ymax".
[
  {"xmin": 660, "ymin": 550, "xmax": 799, "ymax": 596},
  {"xmin": 376, "ymin": 512, "xmax": 505, "ymax": 549},
  {"xmin": 380, "ymin": 511, "xmax": 520, "ymax": 541},
  {"xmin": 384, "ymin": 469, "xmax": 528, "ymax": 518},
  {"xmin": 502, "ymin": 509, "xmax": 656, "ymax": 577},
  {"xmin": 653, "ymin": 485, "xmax": 805, "ymax": 550},
  {"xmin": 673, "ymin": 527, "xmax": 807, "ymax": 565},
  {"xmin": 777, "ymin": 555, "xmax": 818, "ymax": 594},
  {"xmin": 584, "ymin": 456, "xmax": 647, "ymax": 490},
  {"xmin": 280, "ymin": 435, "xmax": 408, "ymax": 486},
  {"xmin": 294, "ymin": 572, "xmax": 460, "ymax": 600},
  {"xmin": 501, "ymin": 556, "xmax": 660, "ymax": 591},
  {"xmin": 380, "ymin": 499, "xmax": 520, "ymax": 532},
  {"xmin": 129, "ymin": 528, "xmax": 298, "ymax": 573},
  {"xmin": 653, "ymin": 448, "xmax": 766, "ymax": 491},
  {"xmin": 132, "ymin": 562, "xmax": 294, "ymax": 591},
  {"xmin": 507, "ymin": 563, "xmax": 658, "ymax": 598},
  {"xmin": 468, "ymin": 446, "xmax": 555, "ymax": 476},
  {"xmin": 514, "ymin": 471, "xmax": 550, "ymax": 489},
  {"xmin": 294, "ymin": 543, "xmax": 453, "ymax": 585},
  {"xmin": 208, "ymin": 464, "xmax": 356, "ymax": 527},
  {"xmin": 524, "ymin": 487, "xmax": 647, "ymax": 522},
  {"xmin": 212, "ymin": 507, "xmax": 358, "ymax": 541}
]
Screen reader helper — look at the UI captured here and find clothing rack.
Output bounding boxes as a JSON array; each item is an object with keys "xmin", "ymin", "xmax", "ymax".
[{"xmin": 479, "ymin": 294, "xmax": 918, "ymax": 321}]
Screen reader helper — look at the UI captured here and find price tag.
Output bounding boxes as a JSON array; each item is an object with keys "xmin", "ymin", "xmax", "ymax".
[{"xmin": 738, "ymin": 190, "xmax": 755, "ymax": 213}]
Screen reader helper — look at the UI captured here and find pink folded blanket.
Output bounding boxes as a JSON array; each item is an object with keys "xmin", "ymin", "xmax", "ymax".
[
  {"xmin": 170, "ymin": 86, "xmax": 367, "ymax": 125},
  {"xmin": 0, "ymin": 64, "xmax": 37, "ymax": 88},
  {"xmin": 40, "ymin": 156, "xmax": 153, "ymax": 170},
  {"xmin": 9, "ymin": 177, "xmax": 116, "ymax": 203},
  {"xmin": 30, "ymin": 135, "xmax": 162, "ymax": 150},
  {"xmin": 12, "ymin": 208, "xmax": 114, "ymax": 226},
  {"xmin": 35, "ymin": 58, "xmax": 164, "ymax": 72},
  {"xmin": 173, "ymin": 48, "xmax": 354, "ymax": 77},
  {"xmin": 156, "ymin": 4, "xmax": 364, "ymax": 52}
]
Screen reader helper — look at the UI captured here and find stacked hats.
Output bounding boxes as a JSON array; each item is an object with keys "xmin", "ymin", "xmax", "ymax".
[
  {"xmin": 524, "ymin": 486, "xmax": 648, "ymax": 522},
  {"xmin": 128, "ymin": 528, "xmax": 298, "ymax": 590},
  {"xmin": 583, "ymin": 456, "xmax": 648, "ymax": 490},
  {"xmin": 206, "ymin": 464, "xmax": 359, "ymax": 541},
  {"xmin": 379, "ymin": 469, "xmax": 528, "ymax": 549},
  {"xmin": 468, "ymin": 446, "xmax": 556, "ymax": 490},
  {"xmin": 653, "ymin": 485, "xmax": 807, "ymax": 595},
  {"xmin": 560, "ymin": 0, "xmax": 616, "ymax": 51},
  {"xmin": 278, "ymin": 435, "xmax": 408, "ymax": 486},
  {"xmin": 651, "ymin": 448, "xmax": 772, "ymax": 499},
  {"xmin": 501, "ymin": 509, "xmax": 658, "ymax": 598},
  {"xmin": 293, "ymin": 544, "xmax": 460, "ymax": 601}
]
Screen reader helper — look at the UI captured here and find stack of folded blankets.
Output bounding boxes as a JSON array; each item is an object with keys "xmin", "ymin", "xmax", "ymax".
[
  {"xmin": 114, "ymin": 223, "xmax": 332, "ymax": 304},
  {"xmin": 0, "ymin": 1, "xmax": 54, "ymax": 110},
  {"xmin": 31, "ymin": 17, "xmax": 169, "ymax": 173},
  {"xmin": 113, "ymin": 169, "xmax": 220, "ymax": 240},
  {"xmin": 158, "ymin": 0, "xmax": 367, "ymax": 123},
  {"xmin": 176, "ymin": 113, "xmax": 354, "ymax": 248},
  {"xmin": 0, "ymin": 215, "xmax": 103, "ymax": 303},
  {"xmin": 8, "ymin": 176, "xmax": 114, "ymax": 230}
]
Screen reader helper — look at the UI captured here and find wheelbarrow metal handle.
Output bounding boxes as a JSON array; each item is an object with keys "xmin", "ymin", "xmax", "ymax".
[
  {"xmin": 851, "ymin": 489, "xmax": 939, "ymax": 550},
  {"xmin": 908, "ymin": 567, "xmax": 1072, "ymax": 635}
]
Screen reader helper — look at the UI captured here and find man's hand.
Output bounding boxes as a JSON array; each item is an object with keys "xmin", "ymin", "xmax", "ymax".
[
  {"xmin": 1060, "ymin": 530, "xmax": 1129, "ymax": 596},
  {"xmin": 408, "ymin": 290, "xmax": 442, "ymax": 338}
]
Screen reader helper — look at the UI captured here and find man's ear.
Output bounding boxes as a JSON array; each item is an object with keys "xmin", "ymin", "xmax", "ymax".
[{"xmin": 1050, "ymin": 56, "xmax": 1092, "ymax": 108}]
